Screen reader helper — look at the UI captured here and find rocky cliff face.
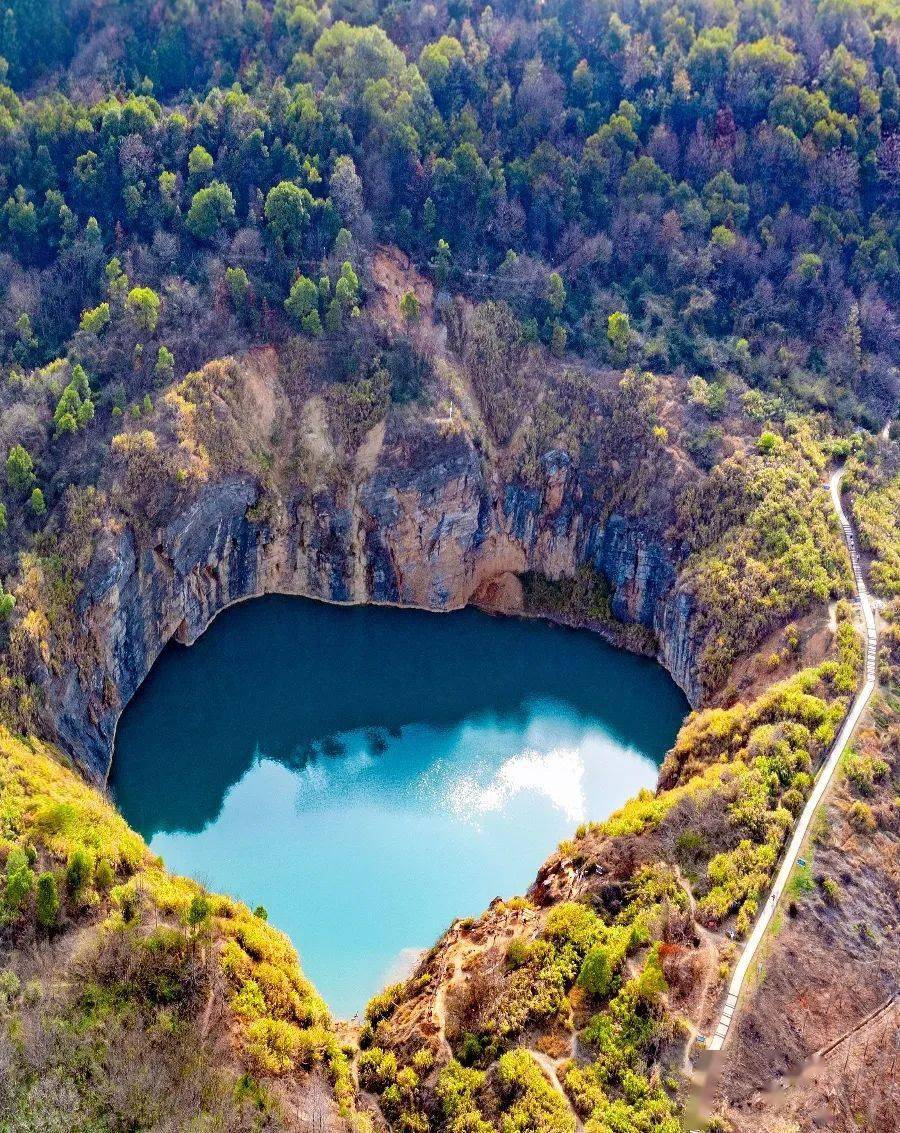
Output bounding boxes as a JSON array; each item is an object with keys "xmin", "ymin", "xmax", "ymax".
[{"xmin": 48, "ymin": 425, "xmax": 702, "ymax": 780}]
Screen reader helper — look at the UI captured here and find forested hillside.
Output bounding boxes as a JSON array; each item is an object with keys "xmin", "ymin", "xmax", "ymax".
[
  {"xmin": 1, "ymin": 0, "xmax": 897, "ymax": 516},
  {"xmin": 0, "ymin": 2, "xmax": 898, "ymax": 1132}
]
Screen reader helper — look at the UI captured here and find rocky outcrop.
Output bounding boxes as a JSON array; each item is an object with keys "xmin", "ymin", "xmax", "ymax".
[{"xmin": 47, "ymin": 427, "xmax": 703, "ymax": 780}]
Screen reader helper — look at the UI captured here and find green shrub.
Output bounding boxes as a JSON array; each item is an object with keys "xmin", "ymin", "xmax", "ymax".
[
  {"xmin": 847, "ymin": 800, "xmax": 876, "ymax": 832},
  {"xmin": 79, "ymin": 302, "xmax": 110, "ymax": 334},
  {"xmin": 185, "ymin": 181, "xmax": 236, "ymax": 240},
  {"xmin": 6, "ymin": 444, "xmax": 34, "ymax": 493},
  {"xmin": 0, "ymin": 968, "xmax": 21, "ymax": 1006},
  {"xmin": 285, "ymin": 275, "xmax": 318, "ymax": 324},
  {"xmin": 125, "ymin": 286, "xmax": 161, "ymax": 333},
  {"xmin": 358, "ymin": 1046, "xmax": 397, "ymax": 1092},
  {"xmin": 820, "ymin": 876, "xmax": 840, "ymax": 905},
  {"xmin": 264, "ymin": 181, "xmax": 312, "ymax": 250},
  {"xmin": 365, "ymin": 982, "xmax": 404, "ymax": 1027},
  {"xmin": 436, "ymin": 1059, "xmax": 486, "ymax": 1126},
  {"xmin": 36, "ymin": 872, "xmax": 59, "ymax": 928},
  {"xmin": 458, "ymin": 1032, "xmax": 485, "ymax": 1066},
  {"xmin": 226, "ymin": 266, "xmax": 250, "ymax": 308},
  {"xmin": 506, "ymin": 937, "xmax": 531, "ymax": 969},
  {"xmin": 735, "ymin": 897, "xmax": 757, "ymax": 937},
  {"xmin": 675, "ymin": 829, "xmax": 705, "ymax": 857},
  {"xmin": 607, "ymin": 310, "xmax": 630, "ymax": 353},
  {"xmin": 29, "ymin": 487, "xmax": 46, "ymax": 516},
  {"xmin": 245, "ymin": 1016, "xmax": 303, "ymax": 1073},
  {"xmin": 95, "ymin": 858, "xmax": 115, "ymax": 891},
  {"xmin": 155, "ymin": 345, "xmax": 175, "ymax": 381},
  {"xmin": 844, "ymin": 752, "xmax": 889, "ymax": 796},
  {"xmin": 578, "ymin": 944, "xmax": 619, "ymax": 1002},
  {"xmin": 187, "ymin": 893, "xmax": 211, "ymax": 928},
  {"xmin": 400, "ymin": 290, "xmax": 420, "ymax": 320},
  {"xmin": 706, "ymin": 1116, "xmax": 734, "ymax": 1133},
  {"xmin": 188, "ymin": 144, "xmax": 214, "ymax": 177},
  {"xmin": 4, "ymin": 848, "xmax": 35, "ymax": 918},
  {"xmin": 53, "ymin": 363, "xmax": 94, "ymax": 436},
  {"xmin": 66, "ymin": 846, "xmax": 95, "ymax": 901},
  {"xmin": 757, "ymin": 430, "xmax": 779, "ymax": 453},
  {"xmin": 543, "ymin": 901, "xmax": 605, "ymax": 954}
]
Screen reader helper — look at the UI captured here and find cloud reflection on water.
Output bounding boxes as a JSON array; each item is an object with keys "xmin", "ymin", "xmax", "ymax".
[{"xmin": 445, "ymin": 746, "xmax": 587, "ymax": 825}]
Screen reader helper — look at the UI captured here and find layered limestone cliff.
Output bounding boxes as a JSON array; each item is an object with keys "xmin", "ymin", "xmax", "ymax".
[{"xmin": 48, "ymin": 423, "xmax": 701, "ymax": 780}]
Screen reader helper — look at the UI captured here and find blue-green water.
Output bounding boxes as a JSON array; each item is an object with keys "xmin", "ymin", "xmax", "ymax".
[{"xmin": 111, "ymin": 597, "xmax": 687, "ymax": 1017}]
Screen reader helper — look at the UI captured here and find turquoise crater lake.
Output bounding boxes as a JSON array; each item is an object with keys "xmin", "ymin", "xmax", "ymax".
[{"xmin": 111, "ymin": 596, "xmax": 688, "ymax": 1018}]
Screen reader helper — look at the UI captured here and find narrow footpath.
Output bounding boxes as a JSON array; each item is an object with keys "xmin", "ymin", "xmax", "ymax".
[
  {"xmin": 526, "ymin": 1049, "xmax": 584, "ymax": 1133},
  {"xmin": 707, "ymin": 468, "xmax": 878, "ymax": 1051}
]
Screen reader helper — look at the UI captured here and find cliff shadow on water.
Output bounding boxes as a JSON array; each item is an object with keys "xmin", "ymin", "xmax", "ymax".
[{"xmin": 110, "ymin": 595, "xmax": 689, "ymax": 839}]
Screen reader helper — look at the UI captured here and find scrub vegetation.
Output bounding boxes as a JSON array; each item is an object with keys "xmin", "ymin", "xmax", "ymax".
[{"xmin": 0, "ymin": 728, "xmax": 356, "ymax": 1131}]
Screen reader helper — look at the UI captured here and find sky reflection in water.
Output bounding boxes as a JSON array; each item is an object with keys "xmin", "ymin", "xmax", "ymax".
[{"xmin": 112, "ymin": 597, "xmax": 686, "ymax": 1017}]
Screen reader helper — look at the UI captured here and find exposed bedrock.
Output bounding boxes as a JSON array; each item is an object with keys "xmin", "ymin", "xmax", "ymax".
[{"xmin": 52, "ymin": 432, "xmax": 702, "ymax": 779}]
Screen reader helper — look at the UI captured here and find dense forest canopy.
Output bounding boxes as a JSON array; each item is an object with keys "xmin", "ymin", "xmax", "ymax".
[{"xmin": 0, "ymin": 0, "xmax": 897, "ymax": 527}]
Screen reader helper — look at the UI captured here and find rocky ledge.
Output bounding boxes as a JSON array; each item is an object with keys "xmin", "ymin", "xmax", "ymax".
[{"xmin": 48, "ymin": 424, "xmax": 701, "ymax": 780}]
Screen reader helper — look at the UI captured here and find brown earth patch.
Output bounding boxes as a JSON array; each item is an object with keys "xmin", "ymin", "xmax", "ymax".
[{"xmin": 370, "ymin": 246, "xmax": 436, "ymax": 333}]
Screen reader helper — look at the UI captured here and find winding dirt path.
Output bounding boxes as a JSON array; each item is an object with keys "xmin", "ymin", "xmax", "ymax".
[
  {"xmin": 432, "ymin": 933, "xmax": 485, "ymax": 1059},
  {"xmin": 433, "ymin": 954, "xmax": 462, "ymax": 1059},
  {"xmin": 675, "ymin": 868, "xmax": 720, "ymax": 1076},
  {"xmin": 525, "ymin": 1049, "xmax": 584, "ymax": 1133}
]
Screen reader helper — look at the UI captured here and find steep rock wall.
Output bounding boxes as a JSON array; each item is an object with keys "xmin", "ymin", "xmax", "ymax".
[{"xmin": 50, "ymin": 432, "xmax": 702, "ymax": 779}]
